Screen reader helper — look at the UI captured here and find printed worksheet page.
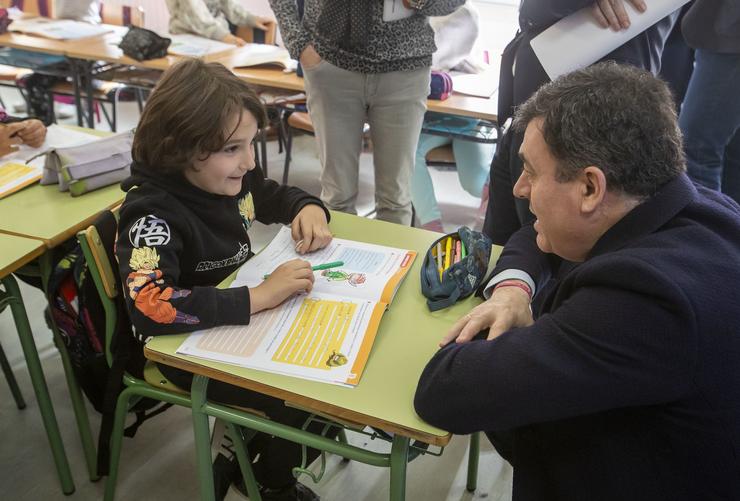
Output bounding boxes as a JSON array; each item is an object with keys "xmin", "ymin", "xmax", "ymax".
[{"xmin": 232, "ymin": 225, "xmax": 416, "ymax": 304}]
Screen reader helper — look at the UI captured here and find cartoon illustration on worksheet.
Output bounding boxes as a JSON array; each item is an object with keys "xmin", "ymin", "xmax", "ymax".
[
  {"xmin": 320, "ymin": 269, "xmax": 367, "ymax": 287},
  {"xmin": 127, "ymin": 246, "xmax": 200, "ymax": 325},
  {"xmin": 326, "ymin": 350, "xmax": 348, "ymax": 368}
]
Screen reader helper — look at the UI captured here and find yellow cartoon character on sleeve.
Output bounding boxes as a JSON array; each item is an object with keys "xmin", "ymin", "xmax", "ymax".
[
  {"xmin": 238, "ymin": 193, "xmax": 255, "ymax": 231},
  {"xmin": 127, "ymin": 246, "xmax": 199, "ymax": 325}
]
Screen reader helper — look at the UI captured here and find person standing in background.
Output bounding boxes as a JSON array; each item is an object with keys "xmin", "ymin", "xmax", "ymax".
[
  {"xmin": 411, "ymin": 2, "xmax": 494, "ymax": 232},
  {"xmin": 679, "ymin": 0, "xmax": 740, "ymax": 203},
  {"xmin": 270, "ymin": 0, "xmax": 466, "ymax": 226},
  {"xmin": 483, "ymin": 0, "xmax": 677, "ymax": 245},
  {"xmin": 55, "ymin": 0, "xmax": 101, "ymax": 23},
  {"xmin": 165, "ymin": 0, "xmax": 273, "ymax": 46}
]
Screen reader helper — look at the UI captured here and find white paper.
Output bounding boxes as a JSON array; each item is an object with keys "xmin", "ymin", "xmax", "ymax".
[
  {"xmin": 233, "ymin": 226, "xmax": 414, "ymax": 304},
  {"xmin": 167, "ymin": 34, "xmax": 236, "ymax": 57},
  {"xmin": 383, "ymin": 0, "xmax": 414, "ymax": 22},
  {"xmin": 176, "ymin": 226, "xmax": 417, "ymax": 386},
  {"xmin": 3, "ymin": 124, "xmax": 100, "ymax": 165},
  {"xmin": 177, "ymin": 291, "xmax": 381, "ymax": 387},
  {"xmin": 228, "ymin": 43, "xmax": 296, "ymax": 71},
  {"xmin": 451, "ymin": 69, "xmax": 499, "ymax": 98},
  {"xmin": 530, "ymin": 0, "xmax": 689, "ymax": 80},
  {"xmin": 9, "ymin": 18, "xmax": 112, "ymax": 40}
]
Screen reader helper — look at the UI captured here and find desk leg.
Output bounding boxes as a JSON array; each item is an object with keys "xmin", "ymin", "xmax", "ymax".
[
  {"xmin": 389, "ymin": 435, "xmax": 410, "ymax": 501},
  {"xmin": 1, "ymin": 275, "xmax": 75, "ymax": 495},
  {"xmin": 466, "ymin": 432, "xmax": 480, "ymax": 492},
  {"xmin": 192, "ymin": 375, "xmax": 216, "ymax": 501},
  {"xmin": 83, "ymin": 61, "xmax": 95, "ymax": 129},
  {"xmin": 69, "ymin": 58, "xmax": 84, "ymax": 128}
]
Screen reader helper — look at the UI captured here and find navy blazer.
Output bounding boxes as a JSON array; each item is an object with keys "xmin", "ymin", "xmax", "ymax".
[
  {"xmin": 416, "ymin": 175, "xmax": 740, "ymax": 500},
  {"xmin": 497, "ymin": 0, "xmax": 677, "ymax": 126}
]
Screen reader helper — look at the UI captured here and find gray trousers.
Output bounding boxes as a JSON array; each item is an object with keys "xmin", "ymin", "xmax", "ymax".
[{"xmin": 303, "ymin": 61, "xmax": 430, "ymax": 225}]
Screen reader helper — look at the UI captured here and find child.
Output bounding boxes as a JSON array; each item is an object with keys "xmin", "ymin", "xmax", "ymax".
[
  {"xmin": 116, "ymin": 58, "xmax": 332, "ymax": 501},
  {"xmin": 411, "ymin": 3, "xmax": 495, "ymax": 232},
  {"xmin": 166, "ymin": 0, "xmax": 273, "ymax": 46}
]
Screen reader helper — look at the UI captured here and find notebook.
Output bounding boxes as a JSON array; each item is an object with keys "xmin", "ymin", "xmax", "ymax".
[{"xmin": 176, "ymin": 226, "xmax": 417, "ymax": 386}]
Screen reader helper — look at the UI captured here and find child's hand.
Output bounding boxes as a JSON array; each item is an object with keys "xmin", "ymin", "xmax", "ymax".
[
  {"xmin": 291, "ymin": 204, "xmax": 332, "ymax": 254},
  {"xmin": 253, "ymin": 16, "xmax": 273, "ymax": 32},
  {"xmin": 222, "ymin": 33, "xmax": 246, "ymax": 46},
  {"xmin": 0, "ymin": 122, "xmax": 24, "ymax": 156},
  {"xmin": 17, "ymin": 119, "xmax": 46, "ymax": 148},
  {"xmin": 249, "ymin": 259, "xmax": 314, "ymax": 313}
]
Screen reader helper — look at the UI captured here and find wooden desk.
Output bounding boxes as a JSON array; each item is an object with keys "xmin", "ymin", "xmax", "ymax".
[
  {"xmin": 0, "ymin": 31, "xmax": 70, "ymax": 57},
  {"xmin": 0, "ymin": 233, "xmax": 75, "ymax": 494},
  {"xmin": 145, "ymin": 212, "xmax": 497, "ymax": 500},
  {"xmin": 0, "ymin": 127, "xmax": 120, "ymax": 488},
  {"xmin": 228, "ymin": 67, "xmax": 498, "ymax": 122},
  {"xmin": 0, "ymin": 232, "xmax": 44, "ymax": 277},
  {"xmin": 0, "ymin": 25, "xmax": 498, "ymax": 122},
  {"xmin": 0, "ymin": 182, "xmax": 124, "ymax": 247}
]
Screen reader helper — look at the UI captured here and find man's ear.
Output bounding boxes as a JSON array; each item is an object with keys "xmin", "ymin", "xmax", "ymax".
[{"xmin": 579, "ymin": 166, "xmax": 607, "ymax": 213}]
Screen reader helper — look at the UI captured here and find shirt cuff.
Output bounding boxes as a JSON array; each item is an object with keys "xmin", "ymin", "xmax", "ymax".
[{"xmin": 482, "ymin": 269, "xmax": 536, "ymax": 299}]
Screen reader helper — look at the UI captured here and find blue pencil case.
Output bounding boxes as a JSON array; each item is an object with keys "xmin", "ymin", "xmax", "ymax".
[{"xmin": 420, "ymin": 226, "xmax": 492, "ymax": 311}]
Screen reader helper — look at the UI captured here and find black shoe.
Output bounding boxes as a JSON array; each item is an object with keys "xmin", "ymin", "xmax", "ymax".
[
  {"xmin": 213, "ymin": 453, "xmax": 240, "ymax": 501},
  {"xmin": 259, "ymin": 482, "xmax": 320, "ymax": 501}
]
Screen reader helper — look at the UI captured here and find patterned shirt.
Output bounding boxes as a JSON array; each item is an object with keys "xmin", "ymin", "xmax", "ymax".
[
  {"xmin": 269, "ymin": 0, "xmax": 466, "ymax": 74},
  {"xmin": 165, "ymin": 0, "xmax": 258, "ymax": 41}
]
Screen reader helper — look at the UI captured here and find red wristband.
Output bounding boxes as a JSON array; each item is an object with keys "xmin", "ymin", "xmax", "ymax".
[{"xmin": 493, "ymin": 279, "xmax": 532, "ymax": 301}]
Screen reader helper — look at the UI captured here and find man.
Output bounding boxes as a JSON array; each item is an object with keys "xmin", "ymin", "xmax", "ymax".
[
  {"xmin": 269, "ymin": 0, "xmax": 465, "ymax": 225},
  {"xmin": 415, "ymin": 62, "xmax": 740, "ymax": 500},
  {"xmin": 485, "ymin": 0, "xmax": 678, "ymax": 244}
]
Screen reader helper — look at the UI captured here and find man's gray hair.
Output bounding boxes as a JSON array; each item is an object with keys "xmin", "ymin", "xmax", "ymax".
[{"xmin": 513, "ymin": 61, "xmax": 685, "ymax": 198}]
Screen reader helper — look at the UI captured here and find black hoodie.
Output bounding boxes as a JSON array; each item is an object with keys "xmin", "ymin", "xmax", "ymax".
[{"xmin": 116, "ymin": 162, "xmax": 328, "ymax": 338}]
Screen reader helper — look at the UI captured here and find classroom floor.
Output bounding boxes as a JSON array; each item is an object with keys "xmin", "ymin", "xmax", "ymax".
[{"xmin": 0, "ymin": 87, "xmax": 513, "ymax": 501}]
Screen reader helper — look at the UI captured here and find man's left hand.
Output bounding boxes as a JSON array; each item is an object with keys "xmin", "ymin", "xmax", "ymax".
[{"xmin": 291, "ymin": 205, "xmax": 332, "ymax": 254}]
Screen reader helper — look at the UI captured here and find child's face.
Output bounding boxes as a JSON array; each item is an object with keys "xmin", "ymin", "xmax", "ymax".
[{"xmin": 185, "ymin": 110, "xmax": 258, "ymax": 196}]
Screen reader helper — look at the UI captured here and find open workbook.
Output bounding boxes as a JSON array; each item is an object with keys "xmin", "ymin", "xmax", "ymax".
[
  {"xmin": 176, "ymin": 226, "xmax": 416, "ymax": 386},
  {"xmin": 9, "ymin": 17, "xmax": 113, "ymax": 40},
  {"xmin": 167, "ymin": 35, "xmax": 295, "ymax": 70}
]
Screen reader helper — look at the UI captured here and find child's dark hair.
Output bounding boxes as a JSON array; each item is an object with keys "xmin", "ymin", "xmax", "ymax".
[{"xmin": 132, "ymin": 58, "xmax": 267, "ymax": 173}]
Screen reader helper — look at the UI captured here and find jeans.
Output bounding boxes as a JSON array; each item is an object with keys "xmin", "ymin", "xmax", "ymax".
[
  {"xmin": 410, "ymin": 133, "xmax": 493, "ymax": 225},
  {"xmin": 679, "ymin": 49, "xmax": 740, "ymax": 203},
  {"xmin": 303, "ymin": 61, "xmax": 430, "ymax": 225}
]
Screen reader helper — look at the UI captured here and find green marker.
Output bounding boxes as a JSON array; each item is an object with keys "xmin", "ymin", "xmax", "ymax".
[
  {"xmin": 263, "ymin": 260, "xmax": 344, "ymax": 279},
  {"xmin": 460, "ymin": 240, "xmax": 467, "ymax": 259}
]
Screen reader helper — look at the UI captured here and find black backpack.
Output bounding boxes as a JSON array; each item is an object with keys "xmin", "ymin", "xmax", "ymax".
[{"xmin": 47, "ymin": 212, "xmax": 170, "ymax": 476}]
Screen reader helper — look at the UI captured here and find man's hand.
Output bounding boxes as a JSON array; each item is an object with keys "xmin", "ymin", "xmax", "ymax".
[
  {"xmin": 249, "ymin": 259, "xmax": 314, "ymax": 313},
  {"xmin": 222, "ymin": 33, "xmax": 246, "ymax": 46},
  {"xmin": 0, "ymin": 122, "xmax": 25, "ymax": 156},
  {"xmin": 591, "ymin": 0, "xmax": 646, "ymax": 31},
  {"xmin": 17, "ymin": 119, "xmax": 46, "ymax": 148},
  {"xmin": 291, "ymin": 204, "xmax": 332, "ymax": 254},
  {"xmin": 299, "ymin": 44, "xmax": 322, "ymax": 69},
  {"xmin": 439, "ymin": 285, "xmax": 533, "ymax": 347}
]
